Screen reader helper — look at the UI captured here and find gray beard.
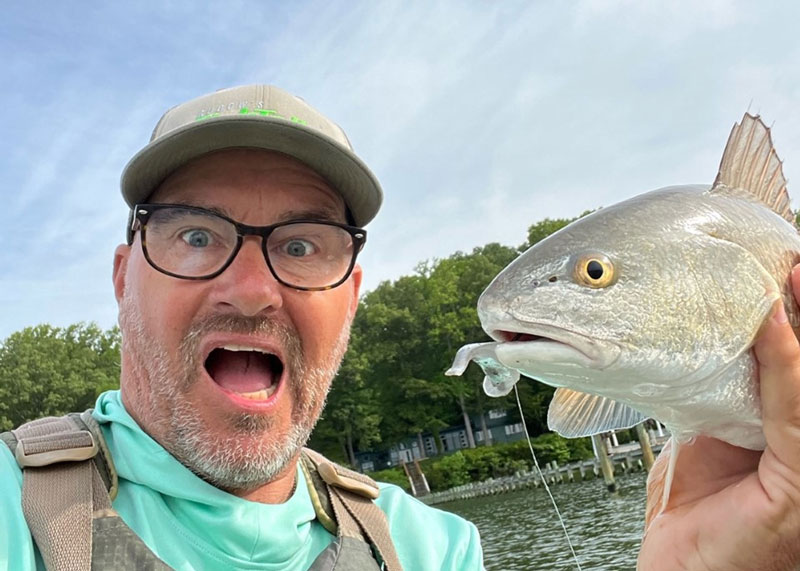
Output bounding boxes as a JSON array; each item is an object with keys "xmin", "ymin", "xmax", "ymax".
[{"xmin": 119, "ymin": 295, "xmax": 350, "ymax": 492}]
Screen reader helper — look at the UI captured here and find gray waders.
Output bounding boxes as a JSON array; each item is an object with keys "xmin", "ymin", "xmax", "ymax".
[{"xmin": 1, "ymin": 412, "xmax": 403, "ymax": 571}]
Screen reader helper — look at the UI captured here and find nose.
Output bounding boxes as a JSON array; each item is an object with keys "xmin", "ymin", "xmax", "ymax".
[{"xmin": 208, "ymin": 236, "xmax": 283, "ymax": 316}]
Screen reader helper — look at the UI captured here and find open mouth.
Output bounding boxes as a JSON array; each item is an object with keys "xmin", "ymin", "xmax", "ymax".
[
  {"xmin": 204, "ymin": 345, "xmax": 284, "ymax": 401},
  {"xmin": 487, "ymin": 325, "xmax": 618, "ymax": 369},
  {"xmin": 503, "ymin": 332, "xmax": 542, "ymax": 342}
]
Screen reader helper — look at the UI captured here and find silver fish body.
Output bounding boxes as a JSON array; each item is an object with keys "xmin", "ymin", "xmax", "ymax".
[{"xmin": 447, "ymin": 114, "xmax": 800, "ymax": 450}]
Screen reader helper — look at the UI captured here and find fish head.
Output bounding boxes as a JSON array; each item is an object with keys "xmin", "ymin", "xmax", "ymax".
[{"xmin": 478, "ymin": 187, "xmax": 779, "ymax": 404}]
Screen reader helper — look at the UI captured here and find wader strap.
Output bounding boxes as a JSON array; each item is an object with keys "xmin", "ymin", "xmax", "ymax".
[
  {"xmin": 302, "ymin": 448, "xmax": 403, "ymax": 571},
  {"xmin": 11, "ymin": 414, "xmax": 112, "ymax": 571}
]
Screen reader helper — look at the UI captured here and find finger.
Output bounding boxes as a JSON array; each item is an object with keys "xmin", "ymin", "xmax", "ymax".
[
  {"xmin": 754, "ymin": 299, "xmax": 800, "ymax": 473},
  {"xmin": 791, "ymin": 265, "xmax": 800, "ymax": 303}
]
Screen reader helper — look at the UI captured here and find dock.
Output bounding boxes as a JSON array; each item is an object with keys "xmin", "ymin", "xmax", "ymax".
[{"xmin": 418, "ymin": 433, "xmax": 668, "ymax": 506}]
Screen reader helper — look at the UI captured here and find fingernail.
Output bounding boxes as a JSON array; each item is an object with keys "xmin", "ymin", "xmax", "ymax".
[{"xmin": 774, "ymin": 302, "xmax": 788, "ymax": 324}]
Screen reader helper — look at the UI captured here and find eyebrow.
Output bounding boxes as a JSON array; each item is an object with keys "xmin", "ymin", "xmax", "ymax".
[
  {"xmin": 165, "ymin": 202, "xmax": 346, "ymax": 225},
  {"xmin": 195, "ymin": 204, "xmax": 231, "ymax": 218},
  {"xmin": 276, "ymin": 208, "xmax": 346, "ymax": 223}
]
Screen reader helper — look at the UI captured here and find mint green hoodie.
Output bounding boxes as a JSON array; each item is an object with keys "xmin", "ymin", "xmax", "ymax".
[{"xmin": 0, "ymin": 391, "xmax": 483, "ymax": 570}]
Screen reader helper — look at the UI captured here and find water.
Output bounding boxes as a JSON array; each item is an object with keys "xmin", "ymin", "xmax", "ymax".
[{"xmin": 439, "ymin": 472, "xmax": 648, "ymax": 570}]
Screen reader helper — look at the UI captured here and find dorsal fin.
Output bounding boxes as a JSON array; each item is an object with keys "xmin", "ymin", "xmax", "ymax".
[{"xmin": 711, "ymin": 113, "xmax": 794, "ymax": 226}]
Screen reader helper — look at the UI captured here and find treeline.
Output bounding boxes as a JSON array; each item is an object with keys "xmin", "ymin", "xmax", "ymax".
[{"xmin": 0, "ymin": 215, "xmax": 583, "ymax": 463}]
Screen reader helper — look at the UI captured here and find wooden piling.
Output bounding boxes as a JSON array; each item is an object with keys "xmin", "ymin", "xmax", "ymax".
[
  {"xmin": 592, "ymin": 434, "xmax": 617, "ymax": 492},
  {"xmin": 635, "ymin": 423, "xmax": 655, "ymax": 472}
]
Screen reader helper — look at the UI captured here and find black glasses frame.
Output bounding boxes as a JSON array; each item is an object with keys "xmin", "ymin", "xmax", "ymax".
[{"xmin": 130, "ymin": 203, "xmax": 367, "ymax": 291}]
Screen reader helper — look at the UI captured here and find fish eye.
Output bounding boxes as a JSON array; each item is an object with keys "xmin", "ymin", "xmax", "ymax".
[{"xmin": 573, "ymin": 254, "xmax": 616, "ymax": 288}]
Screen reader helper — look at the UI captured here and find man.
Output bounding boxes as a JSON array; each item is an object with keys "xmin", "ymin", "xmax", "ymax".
[{"xmin": 0, "ymin": 85, "xmax": 483, "ymax": 569}]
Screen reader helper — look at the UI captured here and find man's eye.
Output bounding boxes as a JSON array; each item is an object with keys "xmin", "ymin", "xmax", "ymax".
[
  {"xmin": 284, "ymin": 239, "xmax": 316, "ymax": 257},
  {"xmin": 181, "ymin": 229, "xmax": 212, "ymax": 248}
]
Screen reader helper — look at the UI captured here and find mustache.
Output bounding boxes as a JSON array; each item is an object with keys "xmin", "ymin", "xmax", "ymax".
[{"xmin": 180, "ymin": 314, "xmax": 303, "ymax": 362}]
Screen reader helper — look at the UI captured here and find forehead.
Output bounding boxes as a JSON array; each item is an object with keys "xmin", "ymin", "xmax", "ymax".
[{"xmin": 149, "ymin": 149, "xmax": 347, "ymax": 221}]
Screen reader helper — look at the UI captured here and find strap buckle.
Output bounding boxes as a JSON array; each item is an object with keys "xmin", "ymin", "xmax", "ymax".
[
  {"xmin": 15, "ymin": 431, "xmax": 98, "ymax": 468},
  {"xmin": 318, "ymin": 461, "xmax": 380, "ymax": 500}
]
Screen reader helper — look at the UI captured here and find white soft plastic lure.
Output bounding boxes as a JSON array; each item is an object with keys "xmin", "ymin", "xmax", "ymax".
[{"xmin": 447, "ymin": 113, "xmax": 800, "ymax": 507}]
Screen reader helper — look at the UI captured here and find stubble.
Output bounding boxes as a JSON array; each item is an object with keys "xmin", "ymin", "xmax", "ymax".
[{"xmin": 119, "ymin": 295, "xmax": 351, "ymax": 492}]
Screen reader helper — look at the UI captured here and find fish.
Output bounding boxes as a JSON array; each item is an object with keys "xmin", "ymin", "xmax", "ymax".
[{"xmin": 446, "ymin": 113, "xmax": 800, "ymax": 506}]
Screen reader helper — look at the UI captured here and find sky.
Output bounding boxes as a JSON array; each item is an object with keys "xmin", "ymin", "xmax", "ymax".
[{"xmin": 2, "ymin": 1, "xmax": 800, "ymax": 340}]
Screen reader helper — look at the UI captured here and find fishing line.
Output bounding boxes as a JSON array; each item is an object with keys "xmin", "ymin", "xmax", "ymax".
[{"xmin": 515, "ymin": 385, "xmax": 583, "ymax": 571}]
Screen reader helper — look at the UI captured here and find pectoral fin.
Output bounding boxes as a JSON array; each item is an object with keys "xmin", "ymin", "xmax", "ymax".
[{"xmin": 547, "ymin": 388, "xmax": 647, "ymax": 437}]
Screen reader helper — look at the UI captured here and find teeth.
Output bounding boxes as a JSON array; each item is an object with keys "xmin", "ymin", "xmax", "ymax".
[
  {"xmin": 237, "ymin": 386, "xmax": 278, "ymax": 401},
  {"xmin": 222, "ymin": 345, "xmax": 272, "ymax": 354}
]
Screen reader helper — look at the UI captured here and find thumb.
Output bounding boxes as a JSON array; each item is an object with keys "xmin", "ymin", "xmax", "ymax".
[{"xmin": 754, "ymin": 298, "xmax": 800, "ymax": 475}]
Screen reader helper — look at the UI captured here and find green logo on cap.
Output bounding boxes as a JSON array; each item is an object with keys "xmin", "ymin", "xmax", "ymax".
[{"xmin": 195, "ymin": 108, "xmax": 308, "ymax": 125}]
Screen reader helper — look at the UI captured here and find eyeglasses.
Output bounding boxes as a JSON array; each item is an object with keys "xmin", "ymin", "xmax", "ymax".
[{"xmin": 130, "ymin": 204, "xmax": 367, "ymax": 291}]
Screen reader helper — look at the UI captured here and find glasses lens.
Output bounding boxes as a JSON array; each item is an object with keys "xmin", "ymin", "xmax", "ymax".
[
  {"xmin": 144, "ymin": 207, "xmax": 237, "ymax": 277},
  {"xmin": 267, "ymin": 222, "xmax": 355, "ymax": 288}
]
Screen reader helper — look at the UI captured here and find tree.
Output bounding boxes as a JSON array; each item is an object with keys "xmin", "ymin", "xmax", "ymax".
[
  {"xmin": 0, "ymin": 323, "xmax": 121, "ymax": 431},
  {"xmin": 520, "ymin": 210, "xmax": 594, "ymax": 250},
  {"xmin": 310, "ymin": 315, "xmax": 383, "ymax": 466},
  {"xmin": 358, "ymin": 275, "xmax": 457, "ymax": 452},
  {"xmin": 423, "ymin": 245, "xmax": 519, "ymax": 447}
]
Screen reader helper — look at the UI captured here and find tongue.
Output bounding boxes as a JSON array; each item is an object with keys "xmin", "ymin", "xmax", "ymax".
[{"xmin": 207, "ymin": 351, "xmax": 276, "ymax": 393}]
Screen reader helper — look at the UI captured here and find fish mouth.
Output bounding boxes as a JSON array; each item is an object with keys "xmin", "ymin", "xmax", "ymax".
[{"xmin": 486, "ymin": 322, "xmax": 620, "ymax": 370}]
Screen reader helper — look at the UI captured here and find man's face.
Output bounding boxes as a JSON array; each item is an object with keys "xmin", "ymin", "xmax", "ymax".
[{"xmin": 113, "ymin": 149, "xmax": 362, "ymax": 492}]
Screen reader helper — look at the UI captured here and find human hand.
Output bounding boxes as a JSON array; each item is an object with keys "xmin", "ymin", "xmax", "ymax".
[{"xmin": 637, "ymin": 266, "xmax": 800, "ymax": 571}]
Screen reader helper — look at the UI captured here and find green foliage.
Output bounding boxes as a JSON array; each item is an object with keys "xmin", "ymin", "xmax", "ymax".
[
  {"xmin": 508, "ymin": 433, "xmax": 594, "ymax": 466},
  {"xmin": 462, "ymin": 446, "xmax": 502, "ymax": 481},
  {"xmin": 529, "ymin": 433, "xmax": 571, "ymax": 465},
  {"xmin": 0, "ymin": 323, "xmax": 121, "ymax": 431},
  {"xmin": 428, "ymin": 451, "xmax": 471, "ymax": 490},
  {"xmin": 495, "ymin": 379, "xmax": 556, "ymax": 435},
  {"xmin": 315, "ymin": 242, "xmax": 520, "ymax": 455},
  {"xmin": 367, "ymin": 467, "xmax": 411, "ymax": 492},
  {"xmin": 308, "ymin": 324, "xmax": 383, "ymax": 466},
  {"xmin": 421, "ymin": 434, "xmax": 594, "ymax": 491},
  {"xmin": 460, "ymin": 446, "xmax": 528, "ymax": 481},
  {"xmin": 521, "ymin": 210, "xmax": 594, "ymax": 250},
  {"xmin": 564, "ymin": 435, "xmax": 595, "ymax": 461}
]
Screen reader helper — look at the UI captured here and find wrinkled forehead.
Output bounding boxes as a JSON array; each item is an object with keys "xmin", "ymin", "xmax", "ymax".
[{"xmin": 148, "ymin": 148, "xmax": 348, "ymax": 221}]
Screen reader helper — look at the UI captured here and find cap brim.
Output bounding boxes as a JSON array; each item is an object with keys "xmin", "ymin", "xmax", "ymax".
[{"xmin": 120, "ymin": 115, "xmax": 382, "ymax": 226}]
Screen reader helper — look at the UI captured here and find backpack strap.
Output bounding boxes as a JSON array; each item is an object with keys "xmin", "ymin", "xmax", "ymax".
[
  {"xmin": 301, "ymin": 448, "xmax": 403, "ymax": 571},
  {"xmin": 7, "ymin": 411, "xmax": 116, "ymax": 571}
]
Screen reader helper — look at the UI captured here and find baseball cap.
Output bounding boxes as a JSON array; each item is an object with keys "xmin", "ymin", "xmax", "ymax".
[{"xmin": 120, "ymin": 85, "xmax": 383, "ymax": 226}]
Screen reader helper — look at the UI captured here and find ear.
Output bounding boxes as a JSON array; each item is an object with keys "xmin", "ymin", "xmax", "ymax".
[
  {"xmin": 348, "ymin": 264, "xmax": 363, "ymax": 317},
  {"xmin": 113, "ymin": 243, "xmax": 131, "ymax": 303}
]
